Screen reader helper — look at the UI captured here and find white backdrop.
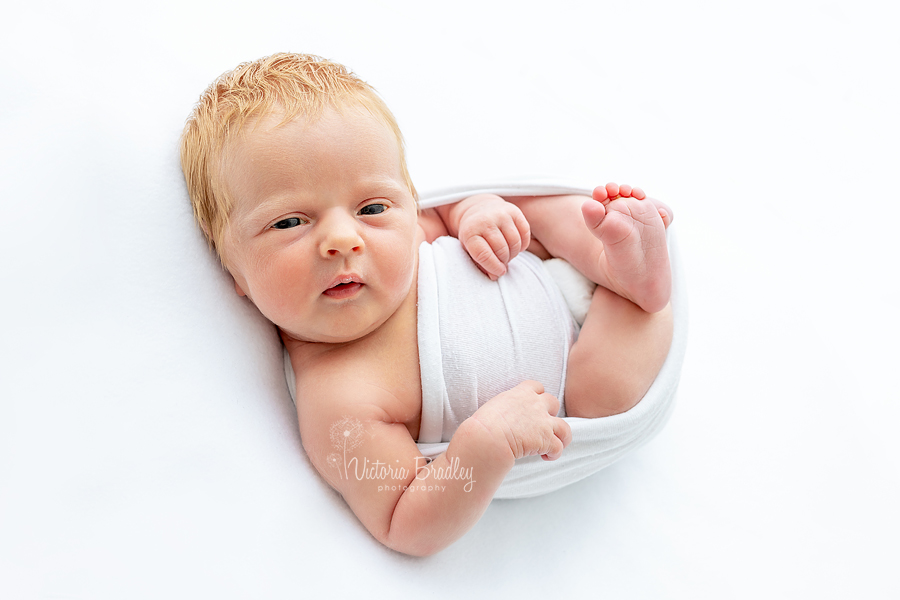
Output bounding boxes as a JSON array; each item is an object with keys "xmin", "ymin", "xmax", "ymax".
[{"xmin": 2, "ymin": 1, "xmax": 898, "ymax": 598}]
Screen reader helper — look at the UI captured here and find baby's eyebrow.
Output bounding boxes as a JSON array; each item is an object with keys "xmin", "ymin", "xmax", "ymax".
[
  {"xmin": 243, "ymin": 195, "xmax": 302, "ymax": 221},
  {"xmin": 226, "ymin": 198, "xmax": 295, "ymax": 237},
  {"xmin": 352, "ymin": 178, "xmax": 402, "ymax": 195}
]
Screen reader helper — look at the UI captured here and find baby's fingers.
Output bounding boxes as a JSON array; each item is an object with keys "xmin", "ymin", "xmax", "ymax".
[
  {"xmin": 465, "ymin": 235, "xmax": 508, "ymax": 280},
  {"xmin": 502, "ymin": 209, "xmax": 530, "ymax": 262},
  {"xmin": 540, "ymin": 418, "xmax": 572, "ymax": 461},
  {"xmin": 473, "ymin": 216, "xmax": 529, "ymax": 279},
  {"xmin": 555, "ymin": 417, "xmax": 572, "ymax": 450}
]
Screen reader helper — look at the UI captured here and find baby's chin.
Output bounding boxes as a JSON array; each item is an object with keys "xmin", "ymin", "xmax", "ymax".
[{"xmin": 278, "ymin": 318, "xmax": 386, "ymax": 345}]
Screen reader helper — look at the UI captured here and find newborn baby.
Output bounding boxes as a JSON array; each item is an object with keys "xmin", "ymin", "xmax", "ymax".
[{"xmin": 180, "ymin": 53, "xmax": 674, "ymax": 556}]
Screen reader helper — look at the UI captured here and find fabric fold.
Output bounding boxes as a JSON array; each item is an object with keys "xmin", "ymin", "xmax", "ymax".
[{"xmin": 415, "ymin": 241, "xmax": 448, "ymax": 445}]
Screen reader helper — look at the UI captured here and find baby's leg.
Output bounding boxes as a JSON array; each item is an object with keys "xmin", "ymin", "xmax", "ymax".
[
  {"xmin": 508, "ymin": 187, "xmax": 671, "ymax": 313},
  {"xmin": 507, "ymin": 188, "xmax": 674, "ymax": 416},
  {"xmin": 564, "ymin": 286, "xmax": 673, "ymax": 418}
]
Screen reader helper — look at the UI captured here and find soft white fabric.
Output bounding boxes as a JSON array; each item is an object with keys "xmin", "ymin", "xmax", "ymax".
[
  {"xmin": 285, "ymin": 181, "xmax": 688, "ymax": 499},
  {"xmin": 541, "ymin": 257, "xmax": 597, "ymax": 326},
  {"xmin": 416, "ymin": 235, "xmax": 576, "ymax": 443}
]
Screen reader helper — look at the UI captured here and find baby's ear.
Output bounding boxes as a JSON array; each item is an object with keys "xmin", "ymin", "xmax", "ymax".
[{"xmin": 233, "ymin": 279, "xmax": 247, "ymax": 297}]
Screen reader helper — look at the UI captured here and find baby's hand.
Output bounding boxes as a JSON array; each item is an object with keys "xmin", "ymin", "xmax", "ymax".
[
  {"xmin": 470, "ymin": 381, "xmax": 572, "ymax": 461},
  {"xmin": 457, "ymin": 194, "xmax": 531, "ymax": 281}
]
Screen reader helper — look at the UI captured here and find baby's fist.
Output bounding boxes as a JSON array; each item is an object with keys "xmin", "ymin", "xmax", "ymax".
[
  {"xmin": 457, "ymin": 195, "xmax": 531, "ymax": 280},
  {"xmin": 473, "ymin": 380, "xmax": 572, "ymax": 462}
]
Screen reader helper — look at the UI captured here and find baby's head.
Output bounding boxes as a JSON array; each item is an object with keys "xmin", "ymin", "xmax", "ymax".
[
  {"xmin": 180, "ymin": 53, "xmax": 421, "ymax": 343},
  {"xmin": 180, "ymin": 52, "xmax": 416, "ymax": 256}
]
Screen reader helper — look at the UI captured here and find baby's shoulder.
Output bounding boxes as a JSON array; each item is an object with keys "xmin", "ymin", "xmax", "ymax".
[
  {"xmin": 291, "ymin": 341, "xmax": 381, "ymax": 398},
  {"xmin": 289, "ymin": 335, "xmax": 421, "ymax": 431}
]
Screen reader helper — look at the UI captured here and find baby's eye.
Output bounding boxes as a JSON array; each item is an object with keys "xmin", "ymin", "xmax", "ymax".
[
  {"xmin": 271, "ymin": 217, "xmax": 303, "ymax": 230},
  {"xmin": 359, "ymin": 204, "xmax": 386, "ymax": 216}
]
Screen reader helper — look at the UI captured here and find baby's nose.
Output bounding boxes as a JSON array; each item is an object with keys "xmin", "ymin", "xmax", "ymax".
[
  {"xmin": 320, "ymin": 214, "xmax": 364, "ymax": 257},
  {"xmin": 325, "ymin": 240, "xmax": 362, "ymax": 256}
]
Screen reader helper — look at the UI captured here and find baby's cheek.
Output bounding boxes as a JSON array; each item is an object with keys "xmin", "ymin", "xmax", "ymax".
[
  {"xmin": 385, "ymin": 253, "xmax": 416, "ymax": 298},
  {"xmin": 258, "ymin": 263, "xmax": 308, "ymax": 321}
]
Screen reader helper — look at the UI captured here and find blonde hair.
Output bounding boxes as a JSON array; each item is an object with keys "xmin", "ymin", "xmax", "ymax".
[{"xmin": 180, "ymin": 52, "xmax": 416, "ymax": 254}]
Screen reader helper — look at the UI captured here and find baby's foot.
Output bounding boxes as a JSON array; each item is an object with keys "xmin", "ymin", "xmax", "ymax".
[{"xmin": 581, "ymin": 183, "xmax": 671, "ymax": 313}]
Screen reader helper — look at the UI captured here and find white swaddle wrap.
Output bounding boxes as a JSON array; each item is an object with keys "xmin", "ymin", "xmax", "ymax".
[
  {"xmin": 285, "ymin": 180, "xmax": 687, "ymax": 499},
  {"xmin": 416, "ymin": 236, "xmax": 577, "ymax": 446}
]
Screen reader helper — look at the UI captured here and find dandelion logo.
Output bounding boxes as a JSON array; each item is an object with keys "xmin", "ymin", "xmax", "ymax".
[
  {"xmin": 326, "ymin": 453, "xmax": 341, "ymax": 472},
  {"xmin": 329, "ymin": 416, "xmax": 364, "ymax": 479}
]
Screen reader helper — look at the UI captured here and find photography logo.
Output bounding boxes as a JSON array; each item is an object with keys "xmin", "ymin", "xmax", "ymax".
[{"xmin": 326, "ymin": 416, "xmax": 475, "ymax": 492}]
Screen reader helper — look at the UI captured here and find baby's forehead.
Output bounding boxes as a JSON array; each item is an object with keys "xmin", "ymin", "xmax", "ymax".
[
  {"xmin": 223, "ymin": 106, "xmax": 404, "ymax": 201},
  {"xmin": 247, "ymin": 100, "xmax": 386, "ymax": 134},
  {"xmin": 226, "ymin": 104, "xmax": 396, "ymax": 165},
  {"xmin": 226, "ymin": 104, "xmax": 394, "ymax": 164}
]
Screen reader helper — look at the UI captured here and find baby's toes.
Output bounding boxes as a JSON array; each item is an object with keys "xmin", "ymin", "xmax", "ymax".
[
  {"xmin": 581, "ymin": 198, "xmax": 607, "ymax": 234},
  {"xmin": 605, "ymin": 182, "xmax": 620, "ymax": 200},
  {"xmin": 591, "ymin": 185, "xmax": 610, "ymax": 204},
  {"xmin": 650, "ymin": 198, "xmax": 673, "ymax": 228}
]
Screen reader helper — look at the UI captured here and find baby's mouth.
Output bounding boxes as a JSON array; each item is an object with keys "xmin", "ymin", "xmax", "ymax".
[{"xmin": 323, "ymin": 275, "xmax": 364, "ymax": 299}]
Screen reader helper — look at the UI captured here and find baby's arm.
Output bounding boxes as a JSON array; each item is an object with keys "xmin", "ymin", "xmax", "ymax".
[
  {"xmin": 432, "ymin": 195, "xmax": 531, "ymax": 280},
  {"xmin": 301, "ymin": 378, "xmax": 569, "ymax": 556}
]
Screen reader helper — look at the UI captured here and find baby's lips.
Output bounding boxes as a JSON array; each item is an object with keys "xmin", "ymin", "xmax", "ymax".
[
  {"xmin": 322, "ymin": 279, "xmax": 364, "ymax": 299},
  {"xmin": 325, "ymin": 272, "xmax": 364, "ymax": 290}
]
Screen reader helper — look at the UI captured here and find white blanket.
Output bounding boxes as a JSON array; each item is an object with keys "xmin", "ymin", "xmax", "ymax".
[{"xmin": 415, "ymin": 235, "xmax": 576, "ymax": 448}]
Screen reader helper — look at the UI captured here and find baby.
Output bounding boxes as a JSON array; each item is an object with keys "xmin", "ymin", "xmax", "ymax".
[{"xmin": 181, "ymin": 53, "xmax": 674, "ymax": 556}]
